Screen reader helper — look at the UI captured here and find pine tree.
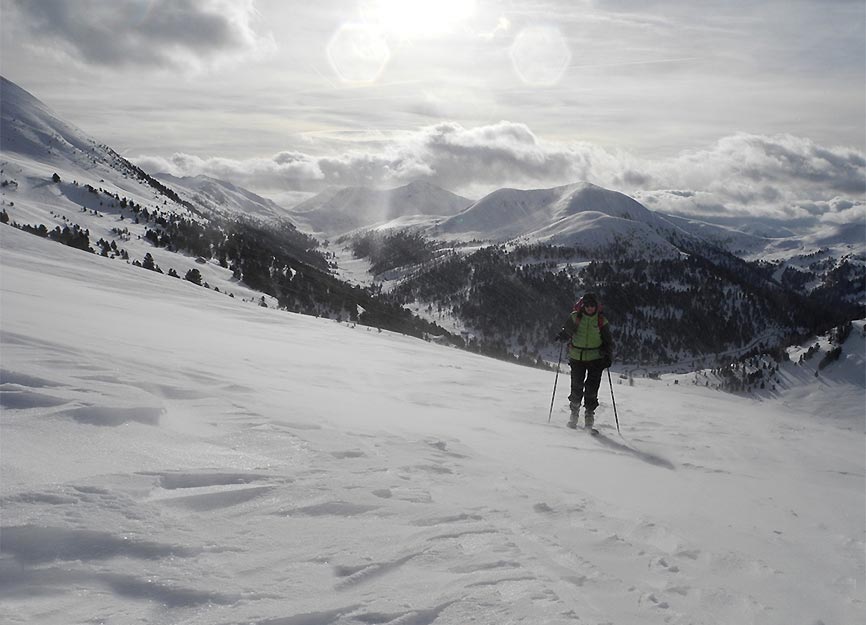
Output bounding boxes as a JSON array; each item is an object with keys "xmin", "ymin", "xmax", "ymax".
[{"xmin": 185, "ymin": 268, "xmax": 202, "ymax": 285}]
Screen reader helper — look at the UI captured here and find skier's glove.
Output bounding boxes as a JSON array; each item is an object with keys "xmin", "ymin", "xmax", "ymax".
[
  {"xmin": 555, "ymin": 329, "xmax": 570, "ymax": 342},
  {"xmin": 600, "ymin": 352, "xmax": 613, "ymax": 369}
]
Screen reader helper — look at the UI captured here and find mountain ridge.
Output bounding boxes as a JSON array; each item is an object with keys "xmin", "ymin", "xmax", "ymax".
[
  {"xmin": 154, "ymin": 172, "xmax": 291, "ymax": 223},
  {"xmin": 290, "ymin": 179, "xmax": 473, "ymax": 237}
]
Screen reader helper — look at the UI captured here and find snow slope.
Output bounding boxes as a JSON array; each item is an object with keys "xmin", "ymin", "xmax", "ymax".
[
  {"xmin": 658, "ymin": 213, "xmax": 779, "ymax": 256},
  {"xmin": 2, "ymin": 224, "xmax": 863, "ymax": 625},
  {"xmin": 0, "ymin": 76, "xmax": 107, "ymax": 170},
  {"xmin": 1, "ymin": 76, "xmax": 282, "ymax": 308},
  {"xmin": 662, "ymin": 213, "xmax": 866, "ymax": 261}
]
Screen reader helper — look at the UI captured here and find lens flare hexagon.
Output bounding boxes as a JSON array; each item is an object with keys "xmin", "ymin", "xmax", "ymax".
[
  {"xmin": 509, "ymin": 26, "xmax": 572, "ymax": 87},
  {"xmin": 327, "ymin": 23, "xmax": 391, "ymax": 84}
]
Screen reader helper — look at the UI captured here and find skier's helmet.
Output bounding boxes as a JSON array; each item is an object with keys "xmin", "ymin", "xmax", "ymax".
[{"xmin": 582, "ymin": 292, "xmax": 598, "ymax": 308}]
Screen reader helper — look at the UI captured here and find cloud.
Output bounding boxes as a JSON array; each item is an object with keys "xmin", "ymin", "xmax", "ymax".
[
  {"xmin": 805, "ymin": 197, "xmax": 866, "ymax": 226},
  {"xmin": 9, "ymin": 0, "xmax": 275, "ymax": 71},
  {"xmin": 135, "ymin": 151, "xmax": 324, "ymax": 191},
  {"xmin": 131, "ymin": 121, "xmax": 865, "ymax": 231},
  {"xmin": 629, "ymin": 134, "xmax": 866, "ymax": 222},
  {"xmin": 133, "ymin": 121, "xmax": 616, "ymax": 197}
]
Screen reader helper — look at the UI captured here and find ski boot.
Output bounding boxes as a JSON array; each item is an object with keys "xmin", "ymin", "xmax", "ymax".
[
  {"xmin": 567, "ymin": 403, "xmax": 580, "ymax": 429},
  {"xmin": 584, "ymin": 410, "xmax": 597, "ymax": 434},
  {"xmin": 584, "ymin": 409, "xmax": 594, "ymax": 428}
]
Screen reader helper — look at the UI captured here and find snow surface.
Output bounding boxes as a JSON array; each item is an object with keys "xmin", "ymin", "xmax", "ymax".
[{"xmin": 2, "ymin": 224, "xmax": 864, "ymax": 625}]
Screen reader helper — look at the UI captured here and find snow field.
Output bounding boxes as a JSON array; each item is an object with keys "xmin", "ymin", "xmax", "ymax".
[{"xmin": 1, "ymin": 226, "xmax": 863, "ymax": 625}]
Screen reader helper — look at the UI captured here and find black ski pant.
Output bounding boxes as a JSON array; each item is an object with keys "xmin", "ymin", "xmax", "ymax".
[{"xmin": 568, "ymin": 359, "xmax": 604, "ymax": 413}]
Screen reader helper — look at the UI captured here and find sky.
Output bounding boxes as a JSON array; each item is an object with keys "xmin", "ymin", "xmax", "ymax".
[{"xmin": 1, "ymin": 0, "xmax": 865, "ymax": 225}]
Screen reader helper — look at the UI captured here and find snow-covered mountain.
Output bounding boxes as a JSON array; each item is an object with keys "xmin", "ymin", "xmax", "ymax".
[
  {"xmin": 661, "ymin": 212, "xmax": 865, "ymax": 262},
  {"xmin": 436, "ymin": 182, "xmax": 698, "ymax": 258},
  {"xmin": 2, "ymin": 221, "xmax": 863, "ymax": 625},
  {"xmin": 0, "ymin": 75, "xmax": 111, "ymax": 170},
  {"xmin": 0, "ymin": 76, "xmax": 226, "ymax": 293},
  {"xmin": 155, "ymin": 172, "xmax": 293, "ymax": 223},
  {"xmin": 658, "ymin": 213, "xmax": 779, "ymax": 256},
  {"xmin": 290, "ymin": 181, "xmax": 473, "ymax": 238}
]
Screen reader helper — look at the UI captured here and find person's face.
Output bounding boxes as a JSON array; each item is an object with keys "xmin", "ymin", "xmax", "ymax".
[{"xmin": 584, "ymin": 303, "xmax": 597, "ymax": 313}]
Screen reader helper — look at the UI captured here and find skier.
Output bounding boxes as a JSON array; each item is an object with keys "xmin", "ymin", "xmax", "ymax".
[{"xmin": 556, "ymin": 292, "xmax": 613, "ymax": 431}]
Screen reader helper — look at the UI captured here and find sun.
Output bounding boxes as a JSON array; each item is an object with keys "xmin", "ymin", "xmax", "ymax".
[{"xmin": 361, "ymin": 0, "xmax": 476, "ymax": 39}]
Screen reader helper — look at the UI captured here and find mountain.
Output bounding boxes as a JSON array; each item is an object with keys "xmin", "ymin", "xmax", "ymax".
[
  {"xmin": 0, "ymin": 75, "xmax": 209, "ymax": 224},
  {"xmin": 155, "ymin": 172, "xmax": 291, "ymax": 222},
  {"xmin": 332, "ymin": 180, "xmax": 862, "ymax": 366},
  {"xmin": 658, "ymin": 213, "xmax": 779, "ymax": 256},
  {"xmin": 0, "ymin": 75, "xmax": 109, "ymax": 169},
  {"xmin": 1, "ymin": 76, "xmax": 289, "ymax": 227},
  {"xmin": 804, "ymin": 221, "xmax": 866, "ymax": 250},
  {"xmin": 1, "ymin": 221, "xmax": 863, "ymax": 625},
  {"xmin": 435, "ymin": 182, "xmax": 697, "ymax": 258},
  {"xmin": 290, "ymin": 180, "xmax": 473, "ymax": 237}
]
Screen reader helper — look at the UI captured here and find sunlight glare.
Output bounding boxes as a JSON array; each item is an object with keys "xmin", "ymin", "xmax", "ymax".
[{"xmin": 362, "ymin": 0, "xmax": 476, "ymax": 38}]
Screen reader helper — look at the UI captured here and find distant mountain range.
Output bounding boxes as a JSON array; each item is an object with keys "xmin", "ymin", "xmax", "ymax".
[
  {"xmin": 288, "ymin": 181, "xmax": 472, "ymax": 237},
  {"xmin": 2, "ymin": 75, "xmax": 863, "ymax": 369},
  {"xmin": 282, "ymin": 166, "xmax": 860, "ymax": 269},
  {"xmin": 155, "ymin": 172, "xmax": 289, "ymax": 223}
]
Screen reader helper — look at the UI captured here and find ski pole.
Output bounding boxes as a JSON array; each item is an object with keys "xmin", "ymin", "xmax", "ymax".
[
  {"xmin": 547, "ymin": 343, "xmax": 564, "ymax": 423},
  {"xmin": 607, "ymin": 368, "xmax": 621, "ymax": 434}
]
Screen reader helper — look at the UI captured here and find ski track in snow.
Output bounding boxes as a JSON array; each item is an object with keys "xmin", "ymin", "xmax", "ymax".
[{"xmin": 1, "ymin": 227, "xmax": 864, "ymax": 625}]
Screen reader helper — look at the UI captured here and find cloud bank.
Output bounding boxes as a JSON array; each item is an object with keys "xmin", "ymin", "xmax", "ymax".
[
  {"xmin": 10, "ymin": 0, "xmax": 274, "ymax": 71},
  {"xmin": 133, "ymin": 121, "xmax": 865, "ymax": 229}
]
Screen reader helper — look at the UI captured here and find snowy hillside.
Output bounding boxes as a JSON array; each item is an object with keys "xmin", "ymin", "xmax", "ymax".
[
  {"xmin": 661, "ymin": 214, "xmax": 866, "ymax": 273},
  {"xmin": 0, "ymin": 76, "xmax": 111, "ymax": 171},
  {"xmin": 658, "ymin": 213, "xmax": 777, "ymax": 256},
  {"xmin": 0, "ymin": 122, "xmax": 272, "ymax": 309},
  {"xmin": 291, "ymin": 181, "xmax": 473, "ymax": 238},
  {"xmin": 2, "ymin": 220, "xmax": 864, "ymax": 624},
  {"xmin": 437, "ymin": 183, "xmax": 693, "ymax": 258},
  {"xmin": 679, "ymin": 320, "xmax": 866, "ymax": 417},
  {"xmin": 0, "ymin": 77, "xmax": 258, "ymax": 304}
]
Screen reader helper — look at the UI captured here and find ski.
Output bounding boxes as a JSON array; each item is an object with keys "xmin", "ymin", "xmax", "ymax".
[{"xmin": 566, "ymin": 423, "xmax": 599, "ymax": 435}]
